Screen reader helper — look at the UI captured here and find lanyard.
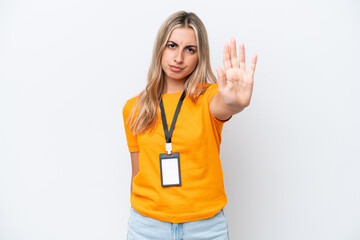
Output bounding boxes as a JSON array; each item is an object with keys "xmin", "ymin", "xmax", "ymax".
[{"xmin": 159, "ymin": 91, "xmax": 186, "ymax": 154}]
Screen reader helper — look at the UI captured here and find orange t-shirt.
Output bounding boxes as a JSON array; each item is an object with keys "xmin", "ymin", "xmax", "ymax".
[{"xmin": 122, "ymin": 83, "xmax": 230, "ymax": 223}]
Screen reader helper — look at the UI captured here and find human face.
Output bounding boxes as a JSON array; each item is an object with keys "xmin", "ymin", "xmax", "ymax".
[{"xmin": 161, "ymin": 27, "xmax": 199, "ymax": 86}]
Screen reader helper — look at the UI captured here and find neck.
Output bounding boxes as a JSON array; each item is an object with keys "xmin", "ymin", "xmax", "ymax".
[{"xmin": 164, "ymin": 79, "xmax": 185, "ymax": 94}]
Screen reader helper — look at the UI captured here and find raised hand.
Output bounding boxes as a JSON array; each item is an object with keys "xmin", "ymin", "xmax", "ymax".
[{"xmin": 216, "ymin": 38, "xmax": 257, "ymax": 111}]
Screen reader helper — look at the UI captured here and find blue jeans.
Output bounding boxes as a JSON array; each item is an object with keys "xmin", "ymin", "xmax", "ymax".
[{"xmin": 127, "ymin": 207, "xmax": 230, "ymax": 240}]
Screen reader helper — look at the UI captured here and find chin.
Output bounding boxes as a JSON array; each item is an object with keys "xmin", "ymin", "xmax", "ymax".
[{"xmin": 167, "ymin": 73, "xmax": 187, "ymax": 81}]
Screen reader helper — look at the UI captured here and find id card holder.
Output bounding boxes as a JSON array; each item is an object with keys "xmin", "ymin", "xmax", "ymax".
[{"xmin": 159, "ymin": 152, "xmax": 181, "ymax": 187}]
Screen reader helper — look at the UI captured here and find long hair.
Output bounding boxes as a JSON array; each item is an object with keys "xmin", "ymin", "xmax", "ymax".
[{"xmin": 127, "ymin": 11, "xmax": 216, "ymax": 134}]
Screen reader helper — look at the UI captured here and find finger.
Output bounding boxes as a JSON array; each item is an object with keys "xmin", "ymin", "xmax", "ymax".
[
  {"xmin": 230, "ymin": 38, "xmax": 238, "ymax": 68},
  {"xmin": 248, "ymin": 54, "xmax": 257, "ymax": 79},
  {"xmin": 223, "ymin": 43, "xmax": 231, "ymax": 71},
  {"xmin": 239, "ymin": 43, "xmax": 246, "ymax": 71},
  {"xmin": 216, "ymin": 66, "xmax": 227, "ymax": 90}
]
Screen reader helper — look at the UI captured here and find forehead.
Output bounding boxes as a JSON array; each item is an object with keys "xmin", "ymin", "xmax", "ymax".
[{"xmin": 168, "ymin": 27, "xmax": 197, "ymax": 45}]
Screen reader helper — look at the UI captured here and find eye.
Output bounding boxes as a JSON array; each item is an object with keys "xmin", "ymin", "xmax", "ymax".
[
  {"xmin": 187, "ymin": 47, "xmax": 196, "ymax": 53},
  {"xmin": 168, "ymin": 43, "xmax": 176, "ymax": 48}
]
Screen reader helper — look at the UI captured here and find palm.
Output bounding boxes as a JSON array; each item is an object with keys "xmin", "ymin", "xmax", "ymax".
[{"xmin": 216, "ymin": 39, "xmax": 257, "ymax": 109}]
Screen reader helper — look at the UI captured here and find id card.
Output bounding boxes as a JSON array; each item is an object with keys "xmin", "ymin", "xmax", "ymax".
[{"xmin": 159, "ymin": 152, "xmax": 181, "ymax": 187}]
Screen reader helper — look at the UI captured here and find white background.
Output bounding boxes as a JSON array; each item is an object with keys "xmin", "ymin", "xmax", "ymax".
[{"xmin": 1, "ymin": 0, "xmax": 359, "ymax": 239}]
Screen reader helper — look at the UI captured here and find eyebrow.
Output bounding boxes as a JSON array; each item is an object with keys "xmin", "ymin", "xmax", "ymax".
[{"xmin": 167, "ymin": 41, "xmax": 197, "ymax": 48}]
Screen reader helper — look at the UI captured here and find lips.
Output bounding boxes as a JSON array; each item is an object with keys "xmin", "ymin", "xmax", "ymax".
[{"xmin": 169, "ymin": 65, "xmax": 184, "ymax": 72}]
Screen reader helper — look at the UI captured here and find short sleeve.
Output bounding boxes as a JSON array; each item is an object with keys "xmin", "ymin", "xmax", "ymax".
[
  {"xmin": 204, "ymin": 83, "xmax": 232, "ymax": 123},
  {"xmin": 122, "ymin": 97, "xmax": 139, "ymax": 152}
]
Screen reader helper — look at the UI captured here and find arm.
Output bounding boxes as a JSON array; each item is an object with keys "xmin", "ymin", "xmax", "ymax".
[
  {"xmin": 210, "ymin": 93, "xmax": 243, "ymax": 121},
  {"xmin": 210, "ymin": 38, "xmax": 257, "ymax": 120},
  {"xmin": 130, "ymin": 152, "xmax": 139, "ymax": 193}
]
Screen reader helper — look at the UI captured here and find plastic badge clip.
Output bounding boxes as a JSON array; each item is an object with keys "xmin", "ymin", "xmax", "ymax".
[{"xmin": 166, "ymin": 143, "xmax": 172, "ymax": 155}]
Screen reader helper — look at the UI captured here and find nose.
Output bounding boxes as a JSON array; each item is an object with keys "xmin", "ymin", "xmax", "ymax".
[{"xmin": 174, "ymin": 50, "xmax": 184, "ymax": 64}]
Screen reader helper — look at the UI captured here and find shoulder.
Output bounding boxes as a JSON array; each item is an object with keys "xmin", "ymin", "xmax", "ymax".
[
  {"xmin": 203, "ymin": 83, "xmax": 218, "ymax": 93},
  {"xmin": 124, "ymin": 95, "xmax": 139, "ymax": 108},
  {"xmin": 201, "ymin": 83, "xmax": 219, "ymax": 103},
  {"xmin": 192, "ymin": 82, "xmax": 218, "ymax": 99},
  {"xmin": 123, "ymin": 95, "xmax": 139, "ymax": 117}
]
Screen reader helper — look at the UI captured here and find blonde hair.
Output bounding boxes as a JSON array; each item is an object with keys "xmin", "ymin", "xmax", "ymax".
[{"xmin": 128, "ymin": 11, "xmax": 216, "ymax": 134}]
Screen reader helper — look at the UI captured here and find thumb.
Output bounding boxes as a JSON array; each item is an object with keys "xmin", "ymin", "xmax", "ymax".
[{"xmin": 216, "ymin": 66, "xmax": 226, "ymax": 90}]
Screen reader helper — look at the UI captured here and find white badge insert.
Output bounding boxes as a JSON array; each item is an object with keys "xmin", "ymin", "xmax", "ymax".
[{"xmin": 159, "ymin": 152, "xmax": 181, "ymax": 187}]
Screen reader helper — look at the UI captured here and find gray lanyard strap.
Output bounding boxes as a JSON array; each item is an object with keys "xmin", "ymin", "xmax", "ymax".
[{"xmin": 159, "ymin": 91, "xmax": 186, "ymax": 154}]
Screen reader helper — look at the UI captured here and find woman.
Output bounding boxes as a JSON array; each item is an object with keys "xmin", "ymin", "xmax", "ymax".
[{"xmin": 123, "ymin": 11, "xmax": 257, "ymax": 240}]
